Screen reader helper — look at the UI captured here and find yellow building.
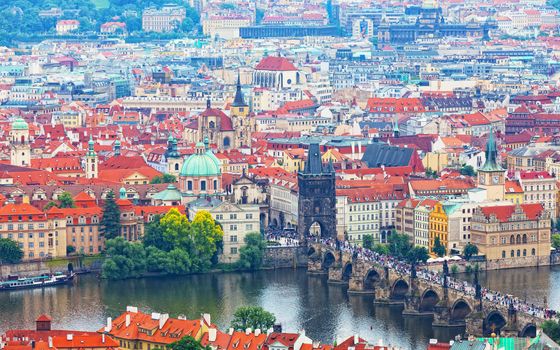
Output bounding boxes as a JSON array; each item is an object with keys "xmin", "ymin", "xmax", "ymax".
[
  {"xmin": 422, "ymin": 152, "xmax": 449, "ymax": 173},
  {"xmin": 102, "ymin": 307, "xmax": 212, "ymax": 350},
  {"xmin": 504, "ymin": 180, "xmax": 524, "ymax": 204},
  {"xmin": 279, "ymin": 148, "xmax": 305, "ymax": 173},
  {"xmin": 429, "ymin": 202, "xmax": 448, "ymax": 256}
]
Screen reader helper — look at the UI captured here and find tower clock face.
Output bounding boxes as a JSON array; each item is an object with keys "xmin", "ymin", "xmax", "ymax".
[{"xmin": 492, "ymin": 175, "xmax": 500, "ymax": 184}]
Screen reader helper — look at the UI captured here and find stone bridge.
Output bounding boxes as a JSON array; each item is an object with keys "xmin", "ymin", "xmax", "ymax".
[{"xmin": 307, "ymin": 243, "xmax": 545, "ymax": 338}]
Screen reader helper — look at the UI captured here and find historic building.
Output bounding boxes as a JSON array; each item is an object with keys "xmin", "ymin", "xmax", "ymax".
[
  {"xmin": 297, "ymin": 143, "xmax": 336, "ymax": 239},
  {"xmin": 230, "ymin": 74, "xmax": 252, "ymax": 148},
  {"xmin": 428, "ymin": 202, "xmax": 448, "ymax": 256},
  {"xmin": 252, "ymin": 56, "xmax": 302, "ymax": 90},
  {"xmin": 188, "ymin": 198, "xmax": 260, "ymax": 263},
  {"xmin": 84, "ymin": 136, "xmax": 98, "ymax": 179},
  {"xmin": 10, "ymin": 118, "xmax": 31, "ymax": 167},
  {"xmin": 478, "ymin": 129, "xmax": 505, "ymax": 200},
  {"xmin": 470, "ymin": 203, "xmax": 551, "ymax": 268},
  {"xmin": 377, "ymin": 0, "xmax": 493, "ymax": 44},
  {"xmin": 184, "ymin": 100, "xmax": 239, "ymax": 150},
  {"xmin": 178, "ymin": 140, "xmax": 224, "ymax": 203},
  {"xmin": 517, "ymin": 171, "xmax": 557, "ymax": 218}
]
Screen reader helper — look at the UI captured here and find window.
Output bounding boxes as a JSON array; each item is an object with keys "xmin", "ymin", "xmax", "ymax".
[
  {"xmin": 502, "ymin": 250, "xmax": 506, "ymax": 258},
  {"xmin": 230, "ymin": 214, "xmax": 237, "ymax": 220},
  {"xmin": 246, "ymin": 224, "xmax": 253, "ymax": 230},
  {"xmin": 246, "ymin": 213, "xmax": 253, "ymax": 219},
  {"xmin": 200, "ymin": 180, "xmax": 207, "ymax": 191},
  {"xmin": 230, "ymin": 224, "xmax": 237, "ymax": 231},
  {"xmin": 511, "ymin": 250, "xmax": 514, "ymax": 257},
  {"xmin": 28, "ymin": 233, "xmax": 33, "ymax": 239},
  {"xmin": 230, "ymin": 247, "xmax": 238, "ymax": 254},
  {"xmin": 230, "ymin": 235, "xmax": 237, "ymax": 242},
  {"xmin": 18, "ymin": 233, "xmax": 23, "ymax": 239},
  {"xmin": 532, "ymin": 248, "xmax": 536, "ymax": 256},
  {"xmin": 187, "ymin": 181, "xmax": 193, "ymax": 191},
  {"xmin": 215, "ymin": 214, "xmax": 223, "ymax": 220}
]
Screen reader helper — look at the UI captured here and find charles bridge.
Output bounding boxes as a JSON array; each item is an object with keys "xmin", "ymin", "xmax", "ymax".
[{"xmin": 307, "ymin": 242, "xmax": 545, "ymax": 338}]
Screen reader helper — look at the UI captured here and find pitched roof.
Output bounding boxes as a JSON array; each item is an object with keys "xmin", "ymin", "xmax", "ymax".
[
  {"xmin": 255, "ymin": 57, "xmax": 297, "ymax": 71},
  {"xmin": 479, "ymin": 203, "xmax": 544, "ymax": 222}
]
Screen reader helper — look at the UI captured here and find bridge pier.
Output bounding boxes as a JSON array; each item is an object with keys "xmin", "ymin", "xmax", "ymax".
[{"xmin": 327, "ymin": 266, "xmax": 347, "ymax": 285}]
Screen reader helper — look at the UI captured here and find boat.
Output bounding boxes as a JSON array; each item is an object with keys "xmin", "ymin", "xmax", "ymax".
[{"xmin": 0, "ymin": 272, "xmax": 75, "ymax": 291}]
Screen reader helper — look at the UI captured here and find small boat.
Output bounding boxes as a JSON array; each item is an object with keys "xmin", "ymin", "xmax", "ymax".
[{"xmin": 0, "ymin": 272, "xmax": 75, "ymax": 291}]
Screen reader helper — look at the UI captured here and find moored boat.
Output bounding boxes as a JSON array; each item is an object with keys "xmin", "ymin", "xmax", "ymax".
[{"xmin": 0, "ymin": 272, "xmax": 75, "ymax": 291}]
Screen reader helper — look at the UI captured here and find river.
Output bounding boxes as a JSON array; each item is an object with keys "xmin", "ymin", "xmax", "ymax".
[{"xmin": 0, "ymin": 266, "xmax": 559, "ymax": 350}]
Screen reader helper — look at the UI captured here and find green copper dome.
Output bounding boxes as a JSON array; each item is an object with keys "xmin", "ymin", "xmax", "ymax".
[
  {"xmin": 12, "ymin": 118, "xmax": 28, "ymax": 130},
  {"xmin": 180, "ymin": 146, "xmax": 221, "ymax": 177}
]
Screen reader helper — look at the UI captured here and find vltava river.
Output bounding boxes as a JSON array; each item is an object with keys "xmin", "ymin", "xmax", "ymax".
[{"xmin": 1, "ymin": 266, "xmax": 559, "ymax": 350}]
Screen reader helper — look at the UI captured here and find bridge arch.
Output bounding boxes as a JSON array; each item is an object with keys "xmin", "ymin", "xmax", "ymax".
[
  {"xmin": 342, "ymin": 262, "xmax": 353, "ymax": 281},
  {"xmin": 483, "ymin": 310, "xmax": 507, "ymax": 336},
  {"xmin": 390, "ymin": 278, "xmax": 409, "ymax": 300},
  {"xmin": 322, "ymin": 250, "xmax": 336, "ymax": 271},
  {"xmin": 363, "ymin": 269, "xmax": 381, "ymax": 291},
  {"xmin": 419, "ymin": 289, "xmax": 440, "ymax": 312},
  {"xmin": 450, "ymin": 299, "xmax": 472, "ymax": 323},
  {"xmin": 519, "ymin": 323, "xmax": 537, "ymax": 338},
  {"xmin": 308, "ymin": 246, "xmax": 316, "ymax": 257}
]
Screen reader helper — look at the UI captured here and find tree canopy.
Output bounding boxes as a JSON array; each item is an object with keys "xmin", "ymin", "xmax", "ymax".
[
  {"xmin": 101, "ymin": 237, "xmax": 146, "ymax": 279},
  {"xmin": 432, "ymin": 237, "xmax": 446, "ymax": 257},
  {"xmin": 58, "ymin": 191, "xmax": 76, "ymax": 208},
  {"xmin": 362, "ymin": 234, "xmax": 374, "ymax": 251},
  {"xmin": 0, "ymin": 238, "xmax": 24, "ymax": 264},
  {"xmin": 237, "ymin": 233, "xmax": 266, "ymax": 270},
  {"xmin": 552, "ymin": 233, "xmax": 560, "ymax": 250},
  {"xmin": 230, "ymin": 306, "xmax": 276, "ymax": 331},
  {"xmin": 542, "ymin": 320, "xmax": 560, "ymax": 344},
  {"xmin": 170, "ymin": 336, "xmax": 210, "ymax": 350},
  {"xmin": 462, "ymin": 243, "xmax": 479, "ymax": 261},
  {"xmin": 150, "ymin": 174, "xmax": 176, "ymax": 184},
  {"xmin": 459, "ymin": 165, "xmax": 476, "ymax": 177}
]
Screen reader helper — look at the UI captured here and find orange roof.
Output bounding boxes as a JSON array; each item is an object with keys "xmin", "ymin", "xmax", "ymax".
[
  {"xmin": 410, "ymin": 178, "xmax": 475, "ymax": 191},
  {"xmin": 504, "ymin": 180, "xmax": 523, "ymax": 194},
  {"xmin": 255, "ymin": 57, "xmax": 297, "ymax": 71},
  {"xmin": 479, "ymin": 203, "xmax": 544, "ymax": 222},
  {"xmin": 0, "ymin": 203, "xmax": 44, "ymax": 216},
  {"xmin": 226, "ymin": 331, "xmax": 267, "ymax": 350},
  {"xmin": 103, "ymin": 310, "xmax": 207, "ymax": 344}
]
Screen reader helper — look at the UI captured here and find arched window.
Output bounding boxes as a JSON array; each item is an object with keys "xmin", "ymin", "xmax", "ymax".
[
  {"xmin": 523, "ymin": 249, "xmax": 527, "ymax": 256},
  {"xmin": 200, "ymin": 180, "xmax": 207, "ymax": 191},
  {"xmin": 531, "ymin": 248, "xmax": 536, "ymax": 256},
  {"xmin": 213, "ymin": 180, "xmax": 218, "ymax": 190},
  {"xmin": 175, "ymin": 163, "xmax": 179, "ymax": 171},
  {"xmin": 502, "ymin": 250, "xmax": 506, "ymax": 258},
  {"xmin": 522, "ymin": 234, "xmax": 527, "ymax": 243},
  {"xmin": 209, "ymin": 121, "xmax": 215, "ymax": 129},
  {"xmin": 223, "ymin": 137, "xmax": 231, "ymax": 149},
  {"xmin": 511, "ymin": 250, "xmax": 514, "ymax": 257},
  {"xmin": 517, "ymin": 249, "xmax": 520, "ymax": 257},
  {"xmin": 187, "ymin": 181, "xmax": 193, "ymax": 191},
  {"xmin": 516, "ymin": 234, "xmax": 521, "ymax": 244},
  {"xmin": 510, "ymin": 235, "xmax": 514, "ymax": 244}
]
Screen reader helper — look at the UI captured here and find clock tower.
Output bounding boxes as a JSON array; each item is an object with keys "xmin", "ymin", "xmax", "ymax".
[{"xmin": 478, "ymin": 128, "xmax": 505, "ymax": 200}]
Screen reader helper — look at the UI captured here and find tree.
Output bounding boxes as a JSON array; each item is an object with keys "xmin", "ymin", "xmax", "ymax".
[
  {"xmin": 170, "ymin": 336, "xmax": 210, "ymax": 350},
  {"xmin": 44, "ymin": 201, "xmax": 58, "ymax": 210},
  {"xmin": 230, "ymin": 306, "xmax": 276, "ymax": 331},
  {"xmin": 66, "ymin": 245, "xmax": 76, "ymax": 255},
  {"xmin": 432, "ymin": 237, "xmax": 446, "ymax": 257},
  {"xmin": 58, "ymin": 191, "xmax": 76, "ymax": 208},
  {"xmin": 463, "ymin": 243, "xmax": 479, "ymax": 261},
  {"xmin": 406, "ymin": 246, "xmax": 429, "ymax": 264},
  {"xmin": 189, "ymin": 211, "xmax": 223, "ymax": 272},
  {"xmin": 388, "ymin": 233, "xmax": 413, "ymax": 259},
  {"xmin": 362, "ymin": 234, "xmax": 374, "ymax": 250},
  {"xmin": 459, "ymin": 165, "xmax": 476, "ymax": 177},
  {"xmin": 425, "ymin": 167, "xmax": 438, "ymax": 179},
  {"xmin": 101, "ymin": 237, "xmax": 146, "ymax": 279},
  {"xmin": 101, "ymin": 190, "xmax": 121, "ymax": 240},
  {"xmin": 238, "ymin": 232, "xmax": 266, "ymax": 269},
  {"xmin": 542, "ymin": 320, "xmax": 560, "ymax": 344},
  {"xmin": 0, "ymin": 238, "xmax": 23, "ymax": 263},
  {"xmin": 150, "ymin": 174, "xmax": 176, "ymax": 184},
  {"xmin": 552, "ymin": 233, "xmax": 560, "ymax": 250},
  {"xmin": 372, "ymin": 243, "xmax": 390, "ymax": 255}
]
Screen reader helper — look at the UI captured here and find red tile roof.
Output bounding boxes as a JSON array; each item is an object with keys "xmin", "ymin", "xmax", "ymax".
[
  {"xmin": 480, "ymin": 203, "xmax": 544, "ymax": 222},
  {"xmin": 255, "ymin": 57, "xmax": 297, "ymax": 71}
]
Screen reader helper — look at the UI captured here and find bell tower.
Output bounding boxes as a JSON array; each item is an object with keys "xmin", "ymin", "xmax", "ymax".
[
  {"xmin": 166, "ymin": 133, "xmax": 182, "ymax": 176},
  {"xmin": 10, "ymin": 117, "xmax": 31, "ymax": 167},
  {"xmin": 230, "ymin": 72, "xmax": 251, "ymax": 148},
  {"xmin": 478, "ymin": 128, "xmax": 505, "ymax": 200},
  {"xmin": 85, "ymin": 136, "xmax": 98, "ymax": 179}
]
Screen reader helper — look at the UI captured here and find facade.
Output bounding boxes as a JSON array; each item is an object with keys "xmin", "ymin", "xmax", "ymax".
[
  {"xmin": 55, "ymin": 207, "xmax": 103, "ymax": 255},
  {"xmin": 56, "ymin": 20, "xmax": 79, "ymax": 34},
  {"xmin": 202, "ymin": 15, "xmax": 252, "ymax": 39},
  {"xmin": 184, "ymin": 100, "xmax": 237, "ymax": 150},
  {"xmin": 429, "ymin": 202, "xmax": 448, "ymax": 256},
  {"xmin": 178, "ymin": 140, "xmax": 223, "ymax": 203},
  {"xmin": 253, "ymin": 57, "xmax": 302, "ymax": 90},
  {"xmin": 188, "ymin": 200, "xmax": 260, "ymax": 263},
  {"xmin": 414, "ymin": 199, "xmax": 438, "ymax": 248},
  {"xmin": 518, "ymin": 171, "xmax": 557, "ymax": 219},
  {"xmin": 470, "ymin": 203, "xmax": 551, "ymax": 268},
  {"xmin": 0, "ymin": 201, "xmax": 67, "ymax": 260},
  {"xmin": 142, "ymin": 6, "xmax": 186, "ymax": 33}
]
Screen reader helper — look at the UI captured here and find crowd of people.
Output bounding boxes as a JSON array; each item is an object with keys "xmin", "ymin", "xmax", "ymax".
[
  {"xmin": 265, "ymin": 227, "xmax": 301, "ymax": 247},
  {"xmin": 306, "ymin": 236, "xmax": 558, "ymax": 320}
]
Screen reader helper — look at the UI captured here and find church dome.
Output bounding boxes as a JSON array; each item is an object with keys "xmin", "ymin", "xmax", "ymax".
[
  {"xmin": 12, "ymin": 118, "xmax": 28, "ymax": 130},
  {"xmin": 180, "ymin": 143, "xmax": 221, "ymax": 177}
]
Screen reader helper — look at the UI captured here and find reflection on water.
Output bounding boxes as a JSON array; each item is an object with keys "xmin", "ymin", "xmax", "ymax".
[{"xmin": 1, "ymin": 266, "xmax": 558, "ymax": 350}]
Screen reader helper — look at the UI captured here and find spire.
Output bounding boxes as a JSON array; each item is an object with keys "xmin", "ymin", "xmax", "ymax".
[
  {"xmin": 303, "ymin": 143, "xmax": 324, "ymax": 174},
  {"xmin": 206, "ymin": 98, "xmax": 211, "ymax": 109},
  {"xmin": 479, "ymin": 127, "xmax": 503, "ymax": 172},
  {"xmin": 393, "ymin": 115, "xmax": 400, "ymax": 138},
  {"xmin": 232, "ymin": 71, "xmax": 247, "ymax": 107}
]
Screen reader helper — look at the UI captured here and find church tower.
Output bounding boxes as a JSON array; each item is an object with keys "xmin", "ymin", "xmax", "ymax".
[
  {"xmin": 230, "ymin": 73, "xmax": 252, "ymax": 148},
  {"xmin": 114, "ymin": 139, "xmax": 121, "ymax": 156},
  {"xmin": 166, "ymin": 134, "xmax": 182, "ymax": 176},
  {"xmin": 85, "ymin": 136, "xmax": 98, "ymax": 179},
  {"xmin": 10, "ymin": 117, "xmax": 31, "ymax": 167},
  {"xmin": 478, "ymin": 128, "xmax": 505, "ymax": 200}
]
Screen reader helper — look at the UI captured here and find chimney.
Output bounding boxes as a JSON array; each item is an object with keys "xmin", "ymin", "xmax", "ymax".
[
  {"xmin": 159, "ymin": 314, "xmax": 169, "ymax": 329},
  {"xmin": 245, "ymin": 328, "xmax": 252, "ymax": 335},
  {"xmin": 354, "ymin": 335, "xmax": 359, "ymax": 344},
  {"xmin": 125, "ymin": 314, "xmax": 131, "ymax": 327},
  {"xmin": 66, "ymin": 334, "xmax": 73, "ymax": 341},
  {"xmin": 300, "ymin": 329, "xmax": 306, "ymax": 337},
  {"xmin": 126, "ymin": 306, "xmax": 138, "ymax": 313},
  {"xmin": 105, "ymin": 317, "xmax": 112, "ymax": 332},
  {"xmin": 48, "ymin": 337, "xmax": 53, "ymax": 348},
  {"xmin": 102, "ymin": 334, "xmax": 105, "ymax": 344},
  {"xmin": 208, "ymin": 328, "xmax": 217, "ymax": 342},
  {"xmin": 351, "ymin": 141, "xmax": 356, "ymax": 159},
  {"xmin": 202, "ymin": 313, "xmax": 211, "ymax": 325},
  {"xmin": 228, "ymin": 328, "xmax": 234, "ymax": 335},
  {"xmin": 255, "ymin": 329, "xmax": 261, "ymax": 336},
  {"xmin": 178, "ymin": 315, "xmax": 187, "ymax": 320}
]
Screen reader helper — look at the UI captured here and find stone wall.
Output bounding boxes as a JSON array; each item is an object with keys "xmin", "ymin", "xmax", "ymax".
[
  {"xmin": 0, "ymin": 256, "xmax": 103, "ymax": 278},
  {"xmin": 483, "ymin": 255, "xmax": 550, "ymax": 270},
  {"xmin": 263, "ymin": 246, "xmax": 308, "ymax": 268}
]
